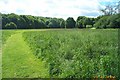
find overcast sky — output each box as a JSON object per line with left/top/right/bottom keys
{"left": 0, "top": 0, "right": 118, "bottom": 20}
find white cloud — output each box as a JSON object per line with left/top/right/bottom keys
{"left": 0, "top": 0, "right": 116, "bottom": 20}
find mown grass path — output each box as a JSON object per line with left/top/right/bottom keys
{"left": 2, "top": 32, "right": 49, "bottom": 78}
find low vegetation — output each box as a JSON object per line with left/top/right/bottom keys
{"left": 2, "top": 30, "right": 16, "bottom": 44}
{"left": 22, "top": 29, "right": 119, "bottom": 78}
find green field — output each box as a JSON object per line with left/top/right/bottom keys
{"left": 2, "top": 29, "right": 119, "bottom": 78}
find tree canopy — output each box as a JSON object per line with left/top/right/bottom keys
{"left": 66, "top": 17, "right": 76, "bottom": 28}
{"left": 1, "top": 13, "right": 120, "bottom": 29}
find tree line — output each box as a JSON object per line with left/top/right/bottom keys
{"left": 1, "top": 13, "right": 95, "bottom": 29}
{"left": 2, "top": 13, "right": 120, "bottom": 29}
{"left": 1, "top": 1, "right": 120, "bottom": 29}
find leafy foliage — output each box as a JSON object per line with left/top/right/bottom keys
{"left": 23, "top": 29, "right": 119, "bottom": 78}
{"left": 5, "top": 22, "right": 17, "bottom": 29}
{"left": 76, "top": 16, "right": 95, "bottom": 28}
{"left": 94, "top": 14, "right": 120, "bottom": 28}
{"left": 2, "top": 13, "right": 65, "bottom": 29}
{"left": 2, "top": 13, "right": 120, "bottom": 29}
{"left": 66, "top": 17, "right": 76, "bottom": 28}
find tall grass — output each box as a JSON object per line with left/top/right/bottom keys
{"left": 23, "top": 29, "right": 119, "bottom": 78}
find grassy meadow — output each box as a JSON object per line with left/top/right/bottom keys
{"left": 2, "top": 29, "right": 119, "bottom": 78}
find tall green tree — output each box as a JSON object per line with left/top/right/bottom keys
{"left": 66, "top": 17, "right": 76, "bottom": 28}
{"left": 48, "top": 18, "right": 60, "bottom": 28}
{"left": 76, "top": 16, "right": 94, "bottom": 28}
{"left": 94, "top": 16, "right": 109, "bottom": 28}
{"left": 76, "top": 20, "right": 83, "bottom": 28}
{"left": 107, "top": 14, "right": 120, "bottom": 28}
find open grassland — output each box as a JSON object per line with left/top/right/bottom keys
{"left": 2, "top": 29, "right": 119, "bottom": 78}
